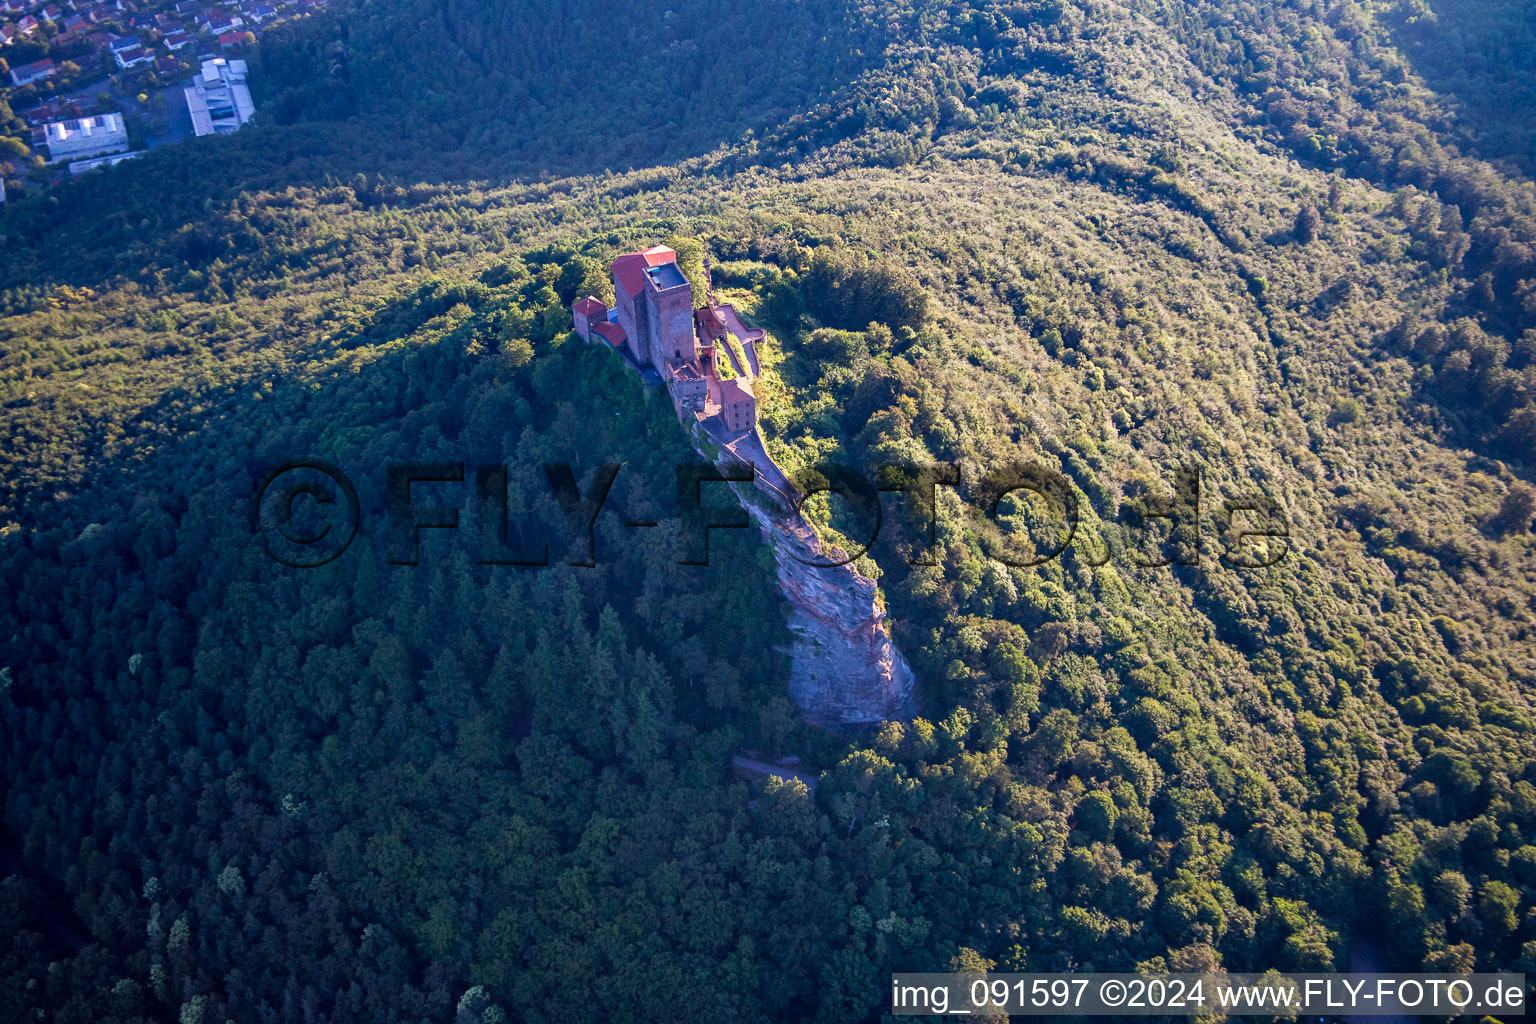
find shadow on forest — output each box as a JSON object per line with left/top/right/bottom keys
{"left": 1385, "top": 0, "right": 1536, "bottom": 177}
{"left": 0, "top": 289, "right": 813, "bottom": 1018}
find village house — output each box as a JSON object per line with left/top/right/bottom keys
{"left": 114, "top": 43, "right": 151, "bottom": 68}
{"left": 202, "top": 10, "right": 243, "bottom": 33}
{"left": 15, "top": 13, "right": 38, "bottom": 33}
{"left": 571, "top": 246, "right": 760, "bottom": 434}
{"left": 9, "top": 57, "right": 57, "bottom": 85}
{"left": 1, "top": 24, "right": 16, "bottom": 44}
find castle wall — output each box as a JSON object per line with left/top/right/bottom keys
{"left": 646, "top": 284, "right": 695, "bottom": 367}
{"left": 723, "top": 396, "right": 755, "bottom": 433}
{"left": 614, "top": 284, "right": 649, "bottom": 366}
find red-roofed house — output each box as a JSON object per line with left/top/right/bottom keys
{"left": 9, "top": 58, "right": 58, "bottom": 86}
{"left": 114, "top": 44, "right": 152, "bottom": 68}
{"left": 205, "top": 12, "right": 243, "bottom": 33}
{"left": 0, "top": 25, "right": 16, "bottom": 44}
{"left": 217, "top": 29, "right": 242, "bottom": 47}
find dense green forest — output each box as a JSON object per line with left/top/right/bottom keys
{"left": 3, "top": 0, "right": 1536, "bottom": 1021}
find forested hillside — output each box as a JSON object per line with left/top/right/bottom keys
{"left": 3, "top": 0, "right": 1536, "bottom": 1021}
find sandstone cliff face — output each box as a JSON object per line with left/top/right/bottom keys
{"left": 673, "top": 384, "right": 918, "bottom": 726}
{"left": 727, "top": 477, "right": 918, "bottom": 727}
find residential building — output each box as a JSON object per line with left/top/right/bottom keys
{"left": 183, "top": 56, "right": 253, "bottom": 136}
{"left": 114, "top": 44, "right": 152, "bottom": 68}
{"left": 203, "top": 11, "right": 242, "bottom": 32}
{"left": 15, "top": 13, "right": 38, "bottom": 33}
{"left": 43, "top": 111, "right": 127, "bottom": 161}
{"left": 1, "top": 25, "right": 16, "bottom": 44}
{"left": 163, "top": 30, "right": 189, "bottom": 49}
{"left": 108, "top": 32, "right": 140, "bottom": 52}
{"left": 9, "top": 58, "right": 58, "bottom": 86}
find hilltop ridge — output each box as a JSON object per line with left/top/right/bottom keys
{"left": 2, "top": 1, "right": 1536, "bottom": 1021}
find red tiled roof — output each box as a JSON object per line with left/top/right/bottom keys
{"left": 611, "top": 245, "right": 676, "bottom": 298}
{"left": 591, "top": 322, "right": 626, "bottom": 347}
{"left": 720, "top": 377, "right": 755, "bottom": 404}
{"left": 573, "top": 296, "right": 606, "bottom": 318}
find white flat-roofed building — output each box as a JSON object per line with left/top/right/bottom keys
{"left": 44, "top": 112, "right": 128, "bottom": 162}
{"left": 184, "top": 57, "right": 254, "bottom": 136}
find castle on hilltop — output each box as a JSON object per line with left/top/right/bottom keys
{"left": 572, "top": 246, "right": 766, "bottom": 435}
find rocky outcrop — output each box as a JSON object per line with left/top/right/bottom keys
{"left": 754, "top": 501, "right": 918, "bottom": 726}
{"left": 616, "top": 325, "right": 918, "bottom": 727}
{"left": 716, "top": 449, "right": 918, "bottom": 727}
